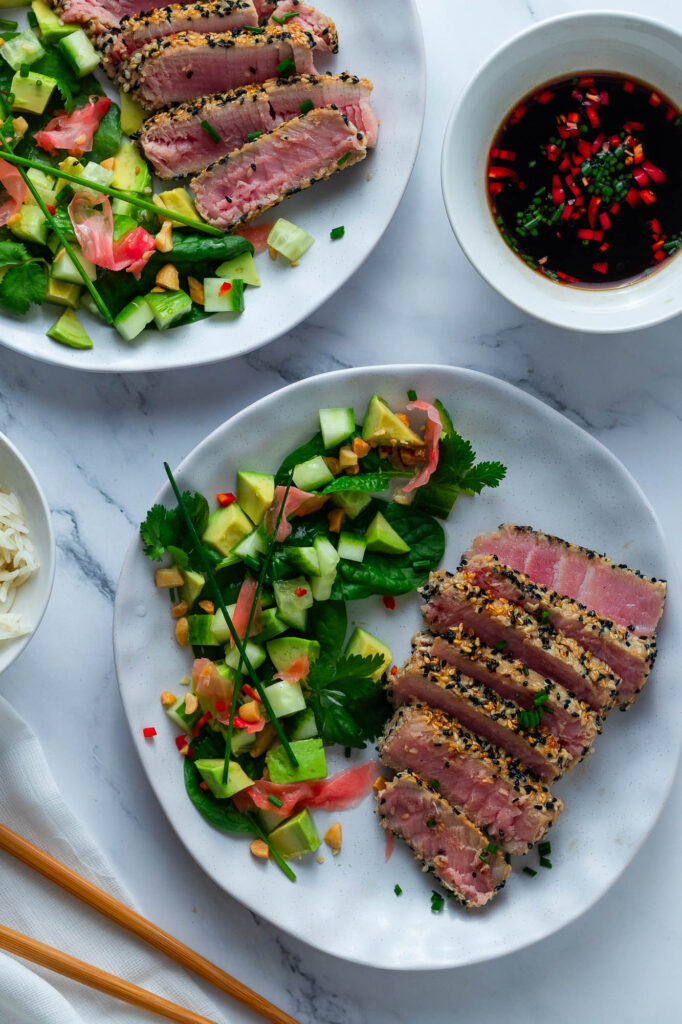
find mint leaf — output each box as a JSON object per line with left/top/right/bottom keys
{"left": 0, "top": 241, "right": 29, "bottom": 268}
{"left": 0, "top": 261, "right": 46, "bottom": 316}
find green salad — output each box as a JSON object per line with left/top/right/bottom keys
{"left": 140, "top": 392, "right": 506, "bottom": 879}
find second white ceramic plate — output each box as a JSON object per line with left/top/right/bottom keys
{"left": 114, "top": 365, "right": 680, "bottom": 968}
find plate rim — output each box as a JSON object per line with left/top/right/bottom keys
{"left": 113, "top": 363, "right": 682, "bottom": 968}
{"left": 0, "top": 0, "right": 426, "bottom": 374}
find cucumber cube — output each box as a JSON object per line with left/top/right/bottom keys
{"left": 249, "top": 607, "right": 288, "bottom": 643}
{"left": 266, "top": 737, "right": 327, "bottom": 784}
{"left": 292, "top": 454, "right": 334, "bottom": 491}
{"left": 310, "top": 574, "right": 335, "bottom": 601}
{"left": 273, "top": 577, "right": 313, "bottom": 629}
{"left": 232, "top": 525, "right": 267, "bottom": 562}
{"left": 313, "top": 535, "right": 340, "bottom": 575}
{"left": 230, "top": 727, "right": 256, "bottom": 756}
{"left": 287, "top": 707, "right": 318, "bottom": 741}
{"left": 284, "top": 546, "right": 321, "bottom": 577}
{"left": 365, "top": 511, "right": 410, "bottom": 555}
{"left": 331, "top": 490, "right": 372, "bottom": 519}
{"left": 11, "top": 69, "right": 57, "bottom": 114}
{"left": 8, "top": 203, "right": 47, "bottom": 245}
{"left": 338, "top": 532, "right": 366, "bottom": 563}
{"left": 46, "top": 308, "right": 92, "bottom": 350}
{"left": 0, "top": 29, "right": 45, "bottom": 71}
{"left": 267, "top": 218, "right": 314, "bottom": 262}
{"left": 261, "top": 679, "right": 306, "bottom": 719}
{"left": 26, "top": 167, "right": 57, "bottom": 205}
{"left": 165, "top": 695, "right": 200, "bottom": 732}
{"left": 145, "top": 289, "right": 192, "bottom": 330}
{"left": 224, "top": 641, "right": 266, "bottom": 674}
{"left": 266, "top": 636, "right": 320, "bottom": 672}
{"left": 59, "top": 28, "right": 99, "bottom": 78}
{"left": 51, "top": 245, "right": 97, "bottom": 284}
{"left": 217, "top": 251, "right": 260, "bottom": 287}
{"left": 186, "top": 615, "right": 217, "bottom": 647}
{"left": 114, "top": 295, "right": 154, "bottom": 342}
{"left": 319, "top": 407, "right": 355, "bottom": 449}
{"left": 203, "top": 277, "right": 245, "bottom": 313}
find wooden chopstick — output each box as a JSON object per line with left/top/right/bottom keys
{"left": 0, "top": 924, "right": 218, "bottom": 1024}
{"left": 0, "top": 824, "right": 300, "bottom": 1024}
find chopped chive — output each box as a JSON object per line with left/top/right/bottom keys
{"left": 540, "top": 857, "right": 552, "bottom": 869}
{"left": 20, "top": 64, "right": 29, "bottom": 78}
{"left": 487, "top": 842, "right": 499, "bottom": 854}
{"left": 538, "top": 840, "right": 551, "bottom": 855}
{"left": 541, "top": 609, "right": 550, "bottom": 623}
{"left": 276, "top": 57, "right": 296, "bottom": 77}
{"left": 522, "top": 665, "right": 529, "bottom": 676}
{"left": 534, "top": 691, "right": 548, "bottom": 705}
{"left": 394, "top": 883, "right": 402, "bottom": 896}
{"left": 523, "top": 866, "right": 537, "bottom": 877}
{"left": 244, "top": 24, "right": 265, "bottom": 33}
{"left": 272, "top": 11, "right": 298, "bottom": 23}
{"left": 430, "top": 891, "right": 445, "bottom": 913}
{"left": 0, "top": 18, "right": 18, "bottom": 30}
{"left": 247, "top": 131, "right": 263, "bottom": 141}
{"left": 300, "top": 99, "right": 314, "bottom": 115}
{"left": 27, "top": 11, "right": 38, "bottom": 27}
{"left": 243, "top": 554, "right": 261, "bottom": 572}
{"left": 337, "top": 151, "right": 352, "bottom": 166}
{"left": 200, "top": 120, "right": 221, "bottom": 144}
{"left": 428, "top": 778, "right": 440, "bottom": 791}
{"left": 329, "top": 225, "right": 345, "bottom": 240}
{"left": 493, "top": 641, "right": 507, "bottom": 651}
{"left": 426, "top": 819, "right": 436, "bottom": 828}
{"left": 407, "top": 389, "right": 417, "bottom": 401}
{"left": 267, "top": 794, "right": 284, "bottom": 808}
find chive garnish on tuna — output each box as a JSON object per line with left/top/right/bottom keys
{"left": 200, "top": 120, "right": 221, "bottom": 144}
{"left": 428, "top": 779, "right": 440, "bottom": 790}
{"left": 244, "top": 25, "right": 264, "bottom": 33}
{"left": 540, "top": 857, "right": 552, "bottom": 869}
{"left": 430, "top": 891, "right": 445, "bottom": 913}
{"left": 272, "top": 11, "right": 298, "bottom": 24}
{"left": 426, "top": 819, "right": 436, "bottom": 828}
{"left": 330, "top": 225, "right": 344, "bottom": 239}
{"left": 268, "top": 794, "right": 284, "bottom": 808}
{"left": 276, "top": 57, "right": 296, "bottom": 77}
{"left": 523, "top": 867, "right": 537, "bottom": 877}
{"left": 522, "top": 665, "right": 529, "bottom": 676}
{"left": 300, "top": 99, "right": 314, "bottom": 115}
{"left": 337, "top": 152, "right": 352, "bottom": 166}
{"left": 494, "top": 641, "right": 508, "bottom": 651}
{"left": 247, "top": 131, "right": 263, "bottom": 141}
{"left": 541, "top": 609, "right": 550, "bottom": 623}
{"left": 394, "top": 884, "right": 402, "bottom": 896}
{"left": 407, "top": 389, "right": 417, "bottom": 401}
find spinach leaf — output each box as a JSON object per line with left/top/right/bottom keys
{"left": 307, "top": 600, "right": 347, "bottom": 659}
{"left": 322, "top": 471, "right": 405, "bottom": 494}
{"left": 89, "top": 101, "right": 121, "bottom": 162}
{"left": 331, "top": 502, "right": 445, "bottom": 601}
{"left": 275, "top": 430, "right": 325, "bottom": 485}
{"left": 184, "top": 759, "right": 255, "bottom": 834}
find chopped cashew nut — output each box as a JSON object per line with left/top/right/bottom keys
{"left": 327, "top": 508, "right": 345, "bottom": 533}
{"left": 175, "top": 617, "right": 189, "bottom": 646}
{"left": 324, "top": 823, "right": 342, "bottom": 855}
{"left": 154, "top": 566, "right": 184, "bottom": 588}
{"left": 100, "top": 157, "right": 115, "bottom": 170}
{"left": 268, "top": 246, "right": 278, "bottom": 260}
{"left": 178, "top": 744, "right": 190, "bottom": 757}
{"left": 171, "top": 600, "right": 188, "bottom": 619}
{"left": 351, "top": 437, "right": 371, "bottom": 458}
{"left": 344, "top": 464, "right": 360, "bottom": 476}
{"left": 396, "top": 413, "right": 411, "bottom": 427}
{"left": 12, "top": 117, "right": 28, "bottom": 139}
{"left": 323, "top": 456, "right": 341, "bottom": 476}
{"left": 160, "top": 691, "right": 176, "bottom": 707}
{"left": 155, "top": 220, "right": 173, "bottom": 253}
{"left": 198, "top": 600, "right": 214, "bottom": 613}
{"left": 239, "top": 700, "right": 261, "bottom": 723}
{"left": 188, "top": 276, "right": 205, "bottom": 305}
{"left": 250, "top": 839, "right": 270, "bottom": 859}
{"left": 338, "top": 446, "right": 358, "bottom": 469}
{"left": 184, "top": 692, "right": 198, "bottom": 715}
{"left": 155, "top": 263, "right": 179, "bottom": 290}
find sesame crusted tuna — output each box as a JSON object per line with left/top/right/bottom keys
{"left": 379, "top": 705, "right": 562, "bottom": 855}
{"left": 269, "top": 1, "right": 338, "bottom": 53}
{"left": 376, "top": 771, "right": 511, "bottom": 908}
{"left": 463, "top": 524, "right": 666, "bottom": 637}
{"left": 253, "top": 0, "right": 276, "bottom": 19}
{"left": 55, "top": 0, "right": 175, "bottom": 30}
{"left": 389, "top": 637, "right": 571, "bottom": 783}
{"left": 121, "top": 24, "right": 319, "bottom": 110}
{"left": 427, "top": 628, "right": 601, "bottom": 763}
{"left": 136, "top": 73, "right": 377, "bottom": 178}
{"left": 461, "top": 555, "right": 656, "bottom": 709}
{"left": 421, "top": 570, "right": 621, "bottom": 716}
{"left": 191, "top": 107, "right": 366, "bottom": 228}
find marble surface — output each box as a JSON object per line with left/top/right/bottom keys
{"left": 0, "top": 0, "right": 680, "bottom": 1020}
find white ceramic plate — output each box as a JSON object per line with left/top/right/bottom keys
{"left": 113, "top": 365, "right": 681, "bottom": 968}
{"left": 0, "top": 432, "right": 55, "bottom": 675}
{"left": 0, "top": 0, "right": 424, "bottom": 372}
{"left": 442, "top": 11, "right": 682, "bottom": 332}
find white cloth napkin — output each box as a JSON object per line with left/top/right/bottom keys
{"left": 0, "top": 695, "right": 244, "bottom": 1024}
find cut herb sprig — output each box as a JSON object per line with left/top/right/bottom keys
{"left": 163, "top": 463, "right": 299, "bottom": 769}
{"left": 0, "top": 151, "right": 224, "bottom": 236}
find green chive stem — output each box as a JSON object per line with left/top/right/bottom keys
{"left": 163, "top": 463, "right": 299, "bottom": 770}
{"left": 0, "top": 150, "right": 224, "bottom": 236}
{"left": 251, "top": 817, "right": 296, "bottom": 881}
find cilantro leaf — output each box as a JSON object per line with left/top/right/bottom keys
{"left": 0, "top": 261, "right": 47, "bottom": 317}
{"left": 140, "top": 503, "right": 175, "bottom": 561}
{"left": 458, "top": 460, "right": 507, "bottom": 495}
{"left": 305, "top": 653, "right": 390, "bottom": 749}
{"left": 139, "top": 490, "right": 215, "bottom": 571}
{"left": 0, "top": 241, "right": 29, "bottom": 268}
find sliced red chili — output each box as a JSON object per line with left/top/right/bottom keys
{"left": 142, "top": 727, "right": 157, "bottom": 738}
{"left": 216, "top": 492, "right": 236, "bottom": 507}
{"left": 382, "top": 596, "right": 396, "bottom": 610}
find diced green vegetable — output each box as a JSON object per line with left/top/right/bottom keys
{"left": 186, "top": 614, "right": 217, "bottom": 647}
{"left": 284, "top": 546, "right": 321, "bottom": 577}
{"left": 180, "top": 567, "right": 204, "bottom": 606}
{"left": 8, "top": 203, "right": 46, "bottom": 245}
{"left": 59, "top": 28, "right": 99, "bottom": 77}
{"left": 310, "top": 574, "right": 335, "bottom": 601}
{"left": 46, "top": 308, "right": 92, "bottom": 350}
{"left": 155, "top": 186, "right": 200, "bottom": 226}
{"left": 26, "top": 167, "right": 57, "bottom": 205}
{"left": 267, "top": 738, "right": 327, "bottom": 784}
{"left": 216, "top": 251, "right": 260, "bottom": 287}
{"left": 31, "top": 1, "right": 76, "bottom": 44}
{"left": 268, "top": 808, "right": 320, "bottom": 859}
{"left": 144, "top": 289, "right": 192, "bottom": 329}
{"left": 201, "top": 502, "right": 252, "bottom": 557}
{"left": 229, "top": 727, "right": 256, "bottom": 756}
{"left": 313, "top": 536, "right": 340, "bottom": 575}
{"left": 224, "top": 641, "right": 266, "bottom": 674}
{"left": 344, "top": 626, "right": 391, "bottom": 680}
{"left": 195, "top": 758, "right": 253, "bottom": 799}
{"left": 261, "top": 678, "right": 306, "bottom": 718}
{"left": 365, "top": 511, "right": 410, "bottom": 554}
{"left": 11, "top": 68, "right": 56, "bottom": 114}
{"left": 45, "top": 277, "right": 81, "bottom": 308}
{"left": 319, "top": 407, "right": 355, "bottom": 449}
{"left": 203, "top": 277, "right": 245, "bottom": 313}
{"left": 113, "top": 295, "right": 154, "bottom": 342}
{"left": 362, "top": 393, "right": 422, "bottom": 446}
{"left": 119, "top": 90, "right": 145, "bottom": 135}
{"left": 0, "top": 29, "right": 44, "bottom": 71}
{"left": 266, "top": 636, "right": 320, "bottom": 672}
{"left": 330, "top": 490, "right": 372, "bottom": 519}
{"left": 267, "top": 218, "right": 314, "bottom": 262}
{"left": 51, "top": 245, "right": 97, "bottom": 284}
{"left": 231, "top": 524, "right": 268, "bottom": 562}
{"left": 273, "top": 577, "right": 313, "bottom": 630}
{"left": 236, "top": 471, "right": 274, "bottom": 525}
{"left": 249, "top": 607, "right": 288, "bottom": 643}
{"left": 292, "top": 454, "right": 333, "bottom": 491}
{"left": 111, "top": 141, "right": 151, "bottom": 193}
{"left": 113, "top": 214, "right": 138, "bottom": 241}
{"left": 337, "top": 532, "right": 366, "bottom": 563}
{"left": 287, "top": 707, "right": 318, "bottom": 741}
{"left": 165, "top": 695, "right": 200, "bottom": 732}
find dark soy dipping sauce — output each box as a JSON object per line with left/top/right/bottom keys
{"left": 487, "top": 73, "right": 682, "bottom": 287}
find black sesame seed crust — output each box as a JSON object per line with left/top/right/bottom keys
{"left": 379, "top": 705, "right": 562, "bottom": 854}
{"left": 376, "top": 771, "right": 511, "bottom": 909}
{"left": 270, "top": 0, "right": 339, "bottom": 54}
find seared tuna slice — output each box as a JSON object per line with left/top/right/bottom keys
{"left": 135, "top": 85, "right": 272, "bottom": 178}
{"left": 118, "top": 1, "right": 258, "bottom": 57}
{"left": 464, "top": 524, "right": 666, "bottom": 637}
{"left": 122, "top": 24, "right": 318, "bottom": 110}
{"left": 389, "top": 638, "right": 571, "bottom": 783}
{"left": 379, "top": 706, "right": 562, "bottom": 855}
{"left": 191, "top": 107, "right": 366, "bottom": 228}
{"left": 461, "top": 555, "right": 656, "bottom": 709}
{"left": 268, "top": 73, "right": 378, "bottom": 146}
{"left": 421, "top": 571, "right": 620, "bottom": 716}
{"left": 56, "top": 0, "right": 174, "bottom": 29}
{"left": 429, "top": 629, "right": 601, "bottom": 762}
{"left": 376, "top": 771, "right": 511, "bottom": 908}
{"left": 253, "top": 0, "right": 276, "bottom": 19}
{"left": 269, "top": 1, "right": 338, "bottom": 52}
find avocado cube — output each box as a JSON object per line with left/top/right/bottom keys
{"left": 119, "top": 90, "right": 145, "bottom": 135}
{"left": 155, "top": 186, "right": 201, "bottom": 226}
{"left": 26, "top": 167, "right": 57, "bottom": 206}
{"left": 255, "top": 806, "right": 285, "bottom": 834}
{"left": 180, "top": 567, "right": 204, "bottom": 607}
{"left": 201, "top": 502, "right": 252, "bottom": 557}
{"left": 365, "top": 511, "right": 410, "bottom": 555}
{"left": 47, "top": 309, "right": 92, "bottom": 350}
{"left": 267, "top": 636, "right": 320, "bottom": 673}
{"left": 111, "top": 141, "right": 151, "bottom": 193}
{"left": 344, "top": 626, "right": 391, "bottom": 680}
{"left": 45, "top": 277, "right": 81, "bottom": 309}
{"left": 266, "top": 737, "right": 327, "bottom": 784}
{"left": 268, "top": 808, "right": 320, "bottom": 859}
{"left": 361, "top": 394, "right": 423, "bottom": 446}
{"left": 32, "top": 1, "right": 78, "bottom": 45}
{"left": 195, "top": 758, "right": 253, "bottom": 799}
{"left": 9, "top": 204, "right": 47, "bottom": 246}
{"left": 237, "top": 471, "right": 274, "bottom": 525}
{"left": 11, "top": 69, "right": 57, "bottom": 115}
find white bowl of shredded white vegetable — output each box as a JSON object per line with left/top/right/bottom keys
{"left": 0, "top": 432, "right": 55, "bottom": 675}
